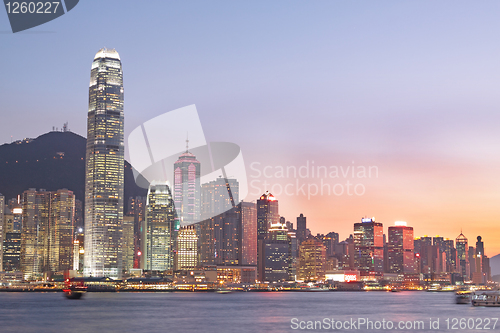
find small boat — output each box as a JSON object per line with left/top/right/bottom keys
{"left": 63, "top": 278, "right": 87, "bottom": 299}
{"left": 455, "top": 291, "right": 471, "bottom": 304}
{"left": 216, "top": 287, "right": 232, "bottom": 294}
{"left": 471, "top": 291, "right": 500, "bottom": 307}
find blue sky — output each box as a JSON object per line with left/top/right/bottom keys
{"left": 2, "top": 1, "right": 500, "bottom": 254}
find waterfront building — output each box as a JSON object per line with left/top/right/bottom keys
{"left": 414, "top": 236, "right": 433, "bottom": 274}
{"left": 3, "top": 232, "right": 21, "bottom": 272}
{"left": 257, "top": 192, "right": 279, "bottom": 281}
{"left": 84, "top": 48, "right": 124, "bottom": 279}
{"left": 142, "top": 183, "right": 176, "bottom": 271}
{"left": 176, "top": 225, "right": 198, "bottom": 270}
{"left": 264, "top": 220, "right": 291, "bottom": 282}
{"left": 20, "top": 189, "right": 50, "bottom": 280}
{"left": 198, "top": 201, "right": 256, "bottom": 267}
{"left": 127, "top": 196, "right": 146, "bottom": 269}
{"left": 122, "top": 216, "right": 135, "bottom": 272}
{"left": 239, "top": 201, "right": 257, "bottom": 266}
{"left": 353, "top": 218, "right": 383, "bottom": 275}
{"left": 455, "top": 232, "right": 469, "bottom": 280}
{"left": 297, "top": 238, "right": 326, "bottom": 282}
{"left": 387, "top": 221, "right": 415, "bottom": 274}
{"left": 49, "top": 189, "right": 75, "bottom": 274}
{"left": 20, "top": 189, "right": 74, "bottom": 279}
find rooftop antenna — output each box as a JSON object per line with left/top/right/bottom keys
{"left": 186, "top": 133, "right": 189, "bottom": 152}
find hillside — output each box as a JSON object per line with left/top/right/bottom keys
{"left": 0, "top": 131, "right": 147, "bottom": 210}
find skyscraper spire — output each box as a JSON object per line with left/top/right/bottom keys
{"left": 186, "top": 133, "right": 189, "bottom": 153}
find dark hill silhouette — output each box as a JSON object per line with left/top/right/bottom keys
{"left": 0, "top": 131, "right": 147, "bottom": 210}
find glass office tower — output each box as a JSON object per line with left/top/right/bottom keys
{"left": 84, "top": 48, "right": 124, "bottom": 279}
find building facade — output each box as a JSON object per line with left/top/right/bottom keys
{"left": 173, "top": 148, "right": 201, "bottom": 227}
{"left": 142, "top": 183, "right": 176, "bottom": 271}
{"left": 455, "top": 232, "right": 469, "bottom": 280}
{"left": 387, "top": 222, "right": 415, "bottom": 274}
{"left": 176, "top": 225, "right": 198, "bottom": 270}
{"left": 353, "top": 218, "right": 383, "bottom": 275}
{"left": 84, "top": 48, "right": 124, "bottom": 279}
{"left": 257, "top": 192, "right": 279, "bottom": 281}
{"left": 297, "top": 238, "right": 326, "bottom": 282}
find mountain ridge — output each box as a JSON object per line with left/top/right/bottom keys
{"left": 0, "top": 131, "right": 147, "bottom": 210}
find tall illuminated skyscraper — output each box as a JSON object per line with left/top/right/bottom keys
{"left": 84, "top": 48, "right": 124, "bottom": 279}
{"left": 387, "top": 221, "right": 414, "bottom": 274}
{"left": 49, "top": 189, "right": 75, "bottom": 275}
{"left": 173, "top": 143, "right": 201, "bottom": 227}
{"left": 353, "top": 217, "right": 383, "bottom": 275}
{"left": 256, "top": 192, "right": 279, "bottom": 282}
{"left": 455, "top": 232, "right": 469, "bottom": 280}
{"left": 142, "top": 183, "right": 176, "bottom": 271}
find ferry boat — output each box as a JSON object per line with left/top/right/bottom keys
{"left": 455, "top": 291, "right": 471, "bottom": 304}
{"left": 471, "top": 291, "right": 500, "bottom": 307}
{"left": 63, "top": 278, "right": 87, "bottom": 299}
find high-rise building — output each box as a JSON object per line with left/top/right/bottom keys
{"left": 473, "top": 236, "right": 488, "bottom": 284}
{"left": 84, "top": 48, "right": 124, "bottom": 279}
{"left": 201, "top": 177, "right": 238, "bottom": 220}
{"left": 468, "top": 245, "right": 476, "bottom": 279}
{"left": 176, "top": 225, "right": 198, "bottom": 270}
{"left": 353, "top": 218, "right": 383, "bottom": 275}
{"left": 296, "top": 213, "right": 307, "bottom": 245}
{"left": 414, "top": 236, "right": 431, "bottom": 274}
{"left": 264, "top": 220, "right": 291, "bottom": 282}
{"left": 3, "top": 203, "right": 22, "bottom": 272}
{"left": 3, "top": 232, "right": 21, "bottom": 272}
{"left": 257, "top": 192, "right": 279, "bottom": 238}
{"left": 173, "top": 144, "right": 201, "bottom": 227}
{"left": 297, "top": 238, "right": 326, "bottom": 282}
{"left": 20, "top": 189, "right": 74, "bottom": 279}
{"left": 142, "top": 183, "right": 176, "bottom": 271}
{"left": 455, "top": 232, "right": 469, "bottom": 280}
{"left": 122, "top": 216, "right": 135, "bottom": 272}
{"left": 20, "top": 189, "right": 50, "bottom": 280}
{"left": 256, "top": 192, "right": 278, "bottom": 281}
{"left": 49, "top": 189, "right": 75, "bottom": 275}
{"left": 239, "top": 201, "right": 257, "bottom": 266}
{"left": 387, "top": 221, "right": 415, "bottom": 274}
{"left": 127, "top": 196, "right": 146, "bottom": 269}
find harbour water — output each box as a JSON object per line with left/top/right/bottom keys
{"left": 0, "top": 291, "right": 498, "bottom": 332}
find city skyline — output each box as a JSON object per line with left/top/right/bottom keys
{"left": 2, "top": 2, "right": 500, "bottom": 256}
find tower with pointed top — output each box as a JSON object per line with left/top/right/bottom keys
{"left": 455, "top": 231, "right": 469, "bottom": 280}
{"left": 84, "top": 48, "right": 124, "bottom": 279}
{"left": 173, "top": 141, "right": 201, "bottom": 227}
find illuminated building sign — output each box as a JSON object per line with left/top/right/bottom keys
{"left": 344, "top": 274, "right": 357, "bottom": 282}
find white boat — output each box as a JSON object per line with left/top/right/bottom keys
{"left": 471, "top": 291, "right": 500, "bottom": 307}
{"left": 455, "top": 291, "right": 471, "bottom": 304}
